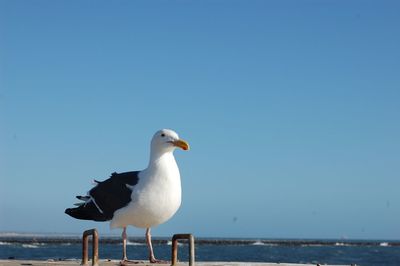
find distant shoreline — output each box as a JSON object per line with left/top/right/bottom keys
{"left": 1, "top": 234, "right": 399, "bottom": 247}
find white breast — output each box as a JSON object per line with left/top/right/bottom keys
{"left": 110, "top": 154, "right": 182, "bottom": 229}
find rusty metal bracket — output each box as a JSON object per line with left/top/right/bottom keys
{"left": 82, "top": 229, "right": 99, "bottom": 266}
{"left": 171, "top": 233, "right": 195, "bottom": 266}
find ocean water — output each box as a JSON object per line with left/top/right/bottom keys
{"left": 0, "top": 235, "right": 399, "bottom": 266}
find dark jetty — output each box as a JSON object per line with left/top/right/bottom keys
{"left": 0, "top": 235, "right": 399, "bottom": 247}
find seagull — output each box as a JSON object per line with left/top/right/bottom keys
{"left": 65, "top": 129, "right": 189, "bottom": 264}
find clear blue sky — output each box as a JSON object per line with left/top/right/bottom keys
{"left": 1, "top": 0, "right": 399, "bottom": 240}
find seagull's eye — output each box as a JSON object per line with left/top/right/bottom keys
{"left": 161, "top": 133, "right": 166, "bottom": 137}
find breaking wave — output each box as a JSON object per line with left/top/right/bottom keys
{"left": 126, "top": 241, "right": 145, "bottom": 246}
{"left": 21, "top": 244, "right": 41, "bottom": 249}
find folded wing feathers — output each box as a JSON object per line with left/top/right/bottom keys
{"left": 72, "top": 179, "right": 102, "bottom": 209}
{"left": 68, "top": 172, "right": 138, "bottom": 220}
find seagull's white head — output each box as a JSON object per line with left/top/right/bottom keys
{"left": 151, "top": 129, "right": 190, "bottom": 154}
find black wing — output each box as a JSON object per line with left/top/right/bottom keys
{"left": 65, "top": 171, "right": 140, "bottom": 221}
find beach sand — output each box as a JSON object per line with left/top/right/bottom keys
{"left": 0, "top": 259, "right": 349, "bottom": 266}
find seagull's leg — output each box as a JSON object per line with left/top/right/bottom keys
{"left": 120, "top": 227, "right": 138, "bottom": 265}
{"left": 146, "top": 228, "right": 167, "bottom": 263}
{"left": 146, "top": 228, "right": 156, "bottom": 263}
{"left": 122, "top": 227, "right": 128, "bottom": 261}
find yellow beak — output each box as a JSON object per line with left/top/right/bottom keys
{"left": 173, "top": 139, "right": 190, "bottom": 151}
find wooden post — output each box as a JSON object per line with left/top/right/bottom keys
{"left": 82, "top": 229, "right": 99, "bottom": 266}
{"left": 171, "top": 234, "right": 195, "bottom": 266}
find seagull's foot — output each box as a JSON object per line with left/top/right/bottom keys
{"left": 149, "top": 257, "right": 169, "bottom": 264}
{"left": 120, "top": 259, "right": 140, "bottom": 266}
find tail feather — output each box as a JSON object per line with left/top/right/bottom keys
{"left": 65, "top": 201, "right": 110, "bottom": 222}
{"left": 76, "top": 195, "right": 90, "bottom": 201}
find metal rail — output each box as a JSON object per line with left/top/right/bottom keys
{"left": 82, "top": 229, "right": 99, "bottom": 266}
{"left": 171, "top": 234, "right": 195, "bottom": 266}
